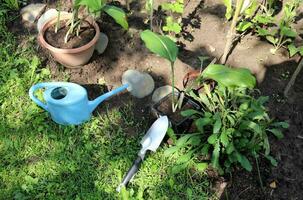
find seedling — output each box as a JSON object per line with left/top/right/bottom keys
{"left": 140, "top": 30, "right": 179, "bottom": 112}
{"left": 56, "top": 0, "right": 128, "bottom": 43}
{"left": 161, "top": 0, "right": 184, "bottom": 39}
{"left": 145, "top": 0, "right": 154, "bottom": 30}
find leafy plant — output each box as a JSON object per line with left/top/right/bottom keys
{"left": 2, "top": 0, "right": 19, "bottom": 10}
{"left": 140, "top": 30, "right": 179, "bottom": 111}
{"left": 165, "top": 64, "right": 288, "bottom": 174}
{"left": 60, "top": 0, "right": 128, "bottom": 43}
{"left": 161, "top": 0, "right": 184, "bottom": 39}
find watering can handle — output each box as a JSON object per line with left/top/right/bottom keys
{"left": 29, "top": 83, "right": 51, "bottom": 111}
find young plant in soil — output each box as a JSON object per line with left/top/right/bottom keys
{"left": 58, "top": 0, "right": 128, "bottom": 43}
{"left": 165, "top": 64, "right": 288, "bottom": 174}
{"left": 145, "top": 0, "right": 154, "bottom": 30}
{"left": 140, "top": 30, "right": 179, "bottom": 112}
{"left": 160, "top": 0, "right": 184, "bottom": 40}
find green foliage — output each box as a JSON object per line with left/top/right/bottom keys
{"left": 64, "top": 0, "right": 128, "bottom": 43}
{"left": 1, "top": 0, "right": 19, "bottom": 10}
{"left": 161, "top": 0, "right": 184, "bottom": 38}
{"left": 140, "top": 30, "right": 178, "bottom": 63}
{"left": 166, "top": 84, "right": 287, "bottom": 174}
{"left": 223, "top": 0, "right": 233, "bottom": 20}
{"left": 235, "top": 0, "right": 302, "bottom": 56}
{"left": 201, "top": 64, "right": 256, "bottom": 89}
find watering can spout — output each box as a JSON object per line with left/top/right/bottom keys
{"left": 88, "top": 84, "right": 129, "bottom": 112}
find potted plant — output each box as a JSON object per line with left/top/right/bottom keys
{"left": 38, "top": 0, "right": 128, "bottom": 68}
{"left": 140, "top": 30, "right": 200, "bottom": 132}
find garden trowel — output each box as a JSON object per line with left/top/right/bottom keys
{"left": 116, "top": 116, "right": 169, "bottom": 192}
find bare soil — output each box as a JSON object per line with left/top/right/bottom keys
{"left": 12, "top": 0, "right": 303, "bottom": 199}
{"left": 44, "top": 20, "right": 96, "bottom": 49}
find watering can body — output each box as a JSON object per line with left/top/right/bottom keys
{"left": 29, "top": 82, "right": 129, "bottom": 125}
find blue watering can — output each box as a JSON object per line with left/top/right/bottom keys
{"left": 29, "top": 70, "right": 155, "bottom": 125}
{"left": 29, "top": 82, "right": 129, "bottom": 125}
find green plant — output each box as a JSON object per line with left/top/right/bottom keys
{"left": 145, "top": 0, "right": 154, "bottom": 30}
{"left": 161, "top": 0, "right": 184, "bottom": 39}
{"left": 165, "top": 64, "right": 288, "bottom": 174}
{"left": 140, "top": 30, "right": 179, "bottom": 111}
{"left": 2, "top": 0, "right": 19, "bottom": 10}
{"left": 62, "top": 0, "right": 128, "bottom": 43}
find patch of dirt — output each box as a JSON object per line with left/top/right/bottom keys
{"left": 44, "top": 20, "right": 96, "bottom": 49}
{"left": 9, "top": 0, "right": 303, "bottom": 199}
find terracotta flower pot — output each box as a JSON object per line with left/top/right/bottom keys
{"left": 38, "top": 14, "right": 100, "bottom": 68}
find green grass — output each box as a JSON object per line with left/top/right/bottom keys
{"left": 0, "top": 8, "right": 215, "bottom": 200}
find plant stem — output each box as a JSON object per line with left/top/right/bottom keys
{"left": 221, "top": 0, "right": 244, "bottom": 64}
{"left": 284, "top": 57, "right": 303, "bottom": 97}
{"left": 255, "top": 155, "right": 264, "bottom": 192}
{"left": 171, "top": 61, "right": 176, "bottom": 112}
{"left": 150, "top": 0, "right": 154, "bottom": 31}
{"left": 55, "top": 10, "right": 61, "bottom": 33}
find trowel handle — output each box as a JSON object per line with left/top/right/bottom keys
{"left": 117, "top": 156, "right": 143, "bottom": 192}
{"left": 29, "top": 83, "right": 51, "bottom": 111}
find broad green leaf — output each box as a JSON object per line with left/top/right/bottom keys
{"left": 256, "top": 27, "right": 273, "bottom": 36}
{"left": 176, "top": 134, "right": 195, "bottom": 147}
{"left": 271, "top": 121, "right": 289, "bottom": 129}
{"left": 202, "top": 64, "right": 256, "bottom": 89}
{"left": 288, "top": 43, "right": 298, "bottom": 57}
{"left": 211, "top": 142, "right": 220, "bottom": 169}
{"left": 140, "top": 30, "right": 178, "bottom": 62}
{"left": 226, "top": 142, "right": 235, "bottom": 154}
{"left": 267, "top": 128, "right": 284, "bottom": 139}
{"left": 103, "top": 5, "right": 129, "bottom": 30}
{"left": 176, "top": 150, "right": 194, "bottom": 164}
{"left": 195, "top": 163, "right": 208, "bottom": 172}
{"left": 266, "top": 36, "right": 277, "bottom": 45}
{"left": 281, "top": 26, "right": 297, "bottom": 38}
{"left": 254, "top": 15, "right": 274, "bottom": 24}
{"left": 236, "top": 152, "right": 252, "bottom": 171}
{"left": 240, "top": 120, "right": 262, "bottom": 134}
{"left": 220, "top": 130, "right": 229, "bottom": 147}
{"left": 223, "top": 0, "right": 233, "bottom": 20}
{"left": 237, "top": 21, "right": 253, "bottom": 32}
{"left": 213, "top": 113, "right": 222, "bottom": 134}
{"left": 207, "top": 133, "right": 218, "bottom": 144}
{"left": 181, "top": 109, "right": 201, "bottom": 117}
{"left": 77, "top": 0, "right": 103, "bottom": 13}
{"left": 164, "top": 146, "right": 180, "bottom": 156}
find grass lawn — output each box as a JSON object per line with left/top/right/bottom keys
{"left": 0, "top": 7, "right": 215, "bottom": 200}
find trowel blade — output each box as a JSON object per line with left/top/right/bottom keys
{"left": 140, "top": 116, "right": 169, "bottom": 154}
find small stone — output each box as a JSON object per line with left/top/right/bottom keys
{"left": 122, "top": 70, "right": 155, "bottom": 98}
{"left": 152, "top": 85, "right": 177, "bottom": 103}
{"left": 21, "top": 3, "right": 46, "bottom": 23}
{"left": 269, "top": 181, "right": 277, "bottom": 189}
{"left": 95, "top": 32, "right": 109, "bottom": 55}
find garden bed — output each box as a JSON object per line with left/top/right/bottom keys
{"left": 2, "top": 0, "right": 303, "bottom": 199}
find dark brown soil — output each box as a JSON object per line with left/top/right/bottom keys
{"left": 44, "top": 20, "right": 95, "bottom": 49}
{"left": 154, "top": 93, "right": 198, "bottom": 124}
{"left": 11, "top": 0, "right": 303, "bottom": 199}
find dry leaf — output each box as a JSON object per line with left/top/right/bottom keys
{"left": 270, "top": 181, "right": 277, "bottom": 189}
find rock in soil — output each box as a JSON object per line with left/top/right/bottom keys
{"left": 95, "top": 32, "right": 109, "bottom": 55}
{"left": 20, "top": 3, "right": 46, "bottom": 24}
{"left": 152, "top": 85, "right": 177, "bottom": 103}
{"left": 122, "top": 70, "right": 155, "bottom": 98}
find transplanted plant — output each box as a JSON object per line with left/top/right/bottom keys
{"left": 140, "top": 30, "right": 179, "bottom": 111}
{"left": 161, "top": 0, "right": 184, "bottom": 40}
{"left": 165, "top": 64, "right": 288, "bottom": 174}
{"left": 58, "top": 0, "right": 128, "bottom": 43}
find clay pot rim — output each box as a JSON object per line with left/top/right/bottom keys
{"left": 38, "top": 14, "right": 100, "bottom": 54}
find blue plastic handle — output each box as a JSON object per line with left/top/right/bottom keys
{"left": 29, "top": 83, "right": 52, "bottom": 111}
